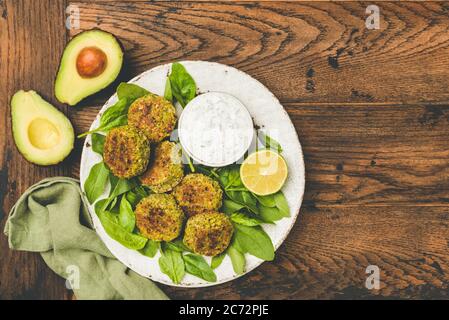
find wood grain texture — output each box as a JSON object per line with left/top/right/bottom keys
{"left": 1, "top": 0, "right": 449, "bottom": 300}
{"left": 0, "top": 0, "right": 74, "bottom": 300}
{"left": 70, "top": 1, "right": 449, "bottom": 104}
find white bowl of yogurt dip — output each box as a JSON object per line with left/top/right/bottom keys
{"left": 178, "top": 91, "right": 254, "bottom": 167}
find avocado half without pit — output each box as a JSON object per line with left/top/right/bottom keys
{"left": 55, "top": 29, "right": 124, "bottom": 106}
{"left": 11, "top": 90, "right": 75, "bottom": 165}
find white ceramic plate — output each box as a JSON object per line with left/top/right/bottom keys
{"left": 80, "top": 61, "right": 305, "bottom": 287}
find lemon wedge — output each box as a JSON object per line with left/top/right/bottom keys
{"left": 240, "top": 150, "right": 288, "bottom": 196}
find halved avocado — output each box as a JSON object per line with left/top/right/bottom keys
{"left": 11, "top": 90, "right": 74, "bottom": 165}
{"left": 55, "top": 29, "right": 123, "bottom": 106}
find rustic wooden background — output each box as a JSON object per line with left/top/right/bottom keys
{"left": 1, "top": 0, "right": 449, "bottom": 300}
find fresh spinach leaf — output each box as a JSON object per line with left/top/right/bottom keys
{"left": 234, "top": 224, "right": 274, "bottom": 261}
{"left": 117, "top": 82, "right": 149, "bottom": 102}
{"left": 99, "top": 98, "right": 129, "bottom": 128}
{"left": 231, "top": 212, "right": 264, "bottom": 227}
{"left": 99, "top": 176, "right": 138, "bottom": 213}
{"left": 226, "top": 190, "right": 258, "bottom": 214}
{"left": 126, "top": 186, "right": 148, "bottom": 208}
{"left": 274, "top": 191, "right": 290, "bottom": 217}
{"left": 166, "top": 239, "right": 191, "bottom": 252}
{"left": 78, "top": 98, "right": 129, "bottom": 137}
{"left": 119, "top": 196, "right": 135, "bottom": 232}
{"left": 139, "top": 240, "right": 160, "bottom": 258}
{"left": 109, "top": 177, "right": 138, "bottom": 200}
{"left": 168, "top": 62, "right": 196, "bottom": 107}
{"left": 259, "top": 205, "right": 284, "bottom": 222}
{"left": 222, "top": 199, "right": 245, "bottom": 214}
{"left": 97, "top": 210, "right": 147, "bottom": 250}
{"left": 225, "top": 166, "right": 242, "bottom": 189}
{"left": 258, "top": 131, "right": 283, "bottom": 153}
{"left": 211, "top": 252, "right": 226, "bottom": 269}
{"left": 227, "top": 243, "right": 245, "bottom": 275}
{"left": 84, "top": 162, "right": 109, "bottom": 204}
{"left": 94, "top": 198, "right": 108, "bottom": 215}
{"left": 254, "top": 193, "right": 276, "bottom": 207}
{"left": 183, "top": 254, "right": 217, "bottom": 282}
{"left": 91, "top": 133, "right": 106, "bottom": 155}
{"left": 164, "top": 77, "right": 173, "bottom": 102}
{"left": 159, "top": 247, "right": 185, "bottom": 284}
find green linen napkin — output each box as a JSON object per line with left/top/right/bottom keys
{"left": 4, "top": 177, "right": 168, "bottom": 300}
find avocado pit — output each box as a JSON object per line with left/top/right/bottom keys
{"left": 28, "top": 118, "right": 61, "bottom": 150}
{"left": 76, "top": 46, "right": 107, "bottom": 78}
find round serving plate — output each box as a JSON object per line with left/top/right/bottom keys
{"left": 79, "top": 61, "right": 305, "bottom": 287}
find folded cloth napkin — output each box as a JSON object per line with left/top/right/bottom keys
{"left": 4, "top": 177, "right": 168, "bottom": 300}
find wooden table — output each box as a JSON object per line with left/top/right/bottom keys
{"left": 1, "top": 0, "right": 449, "bottom": 300}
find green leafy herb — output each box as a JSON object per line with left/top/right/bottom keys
{"left": 109, "top": 177, "right": 138, "bottom": 200}
{"left": 79, "top": 83, "right": 149, "bottom": 138}
{"left": 211, "top": 253, "right": 226, "bottom": 269}
{"left": 166, "top": 239, "right": 191, "bottom": 252}
{"left": 231, "top": 212, "right": 264, "bottom": 226}
{"left": 118, "top": 196, "right": 135, "bottom": 232}
{"left": 274, "top": 191, "right": 290, "bottom": 217}
{"left": 139, "top": 240, "right": 160, "bottom": 258}
{"left": 91, "top": 133, "right": 106, "bottom": 155}
{"left": 226, "top": 190, "right": 258, "bottom": 214}
{"left": 193, "top": 165, "right": 219, "bottom": 179}
{"left": 168, "top": 62, "right": 196, "bottom": 107}
{"left": 227, "top": 243, "right": 245, "bottom": 275}
{"left": 126, "top": 186, "right": 148, "bottom": 208}
{"left": 84, "top": 162, "right": 109, "bottom": 204}
{"left": 222, "top": 199, "right": 245, "bottom": 214}
{"left": 259, "top": 205, "right": 284, "bottom": 222}
{"left": 78, "top": 98, "right": 129, "bottom": 137}
{"left": 159, "top": 247, "right": 185, "bottom": 284}
{"left": 258, "top": 131, "right": 283, "bottom": 153}
{"left": 183, "top": 254, "right": 217, "bottom": 282}
{"left": 254, "top": 193, "right": 276, "bottom": 207}
{"left": 117, "top": 82, "right": 149, "bottom": 102}
{"left": 99, "top": 176, "right": 139, "bottom": 213}
{"left": 234, "top": 224, "right": 274, "bottom": 261}
{"left": 164, "top": 77, "right": 173, "bottom": 102}
{"left": 97, "top": 210, "right": 147, "bottom": 250}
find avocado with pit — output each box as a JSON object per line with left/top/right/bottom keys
{"left": 55, "top": 29, "right": 124, "bottom": 106}
{"left": 11, "top": 90, "right": 75, "bottom": 165}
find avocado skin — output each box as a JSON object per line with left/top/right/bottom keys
{"left": 54, "top": 28, "right": 124, "bottom": 106}
{"left": 11, "top": 90, "right": 75, "bottom": 166}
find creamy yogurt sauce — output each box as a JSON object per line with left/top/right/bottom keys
{"left": 178, "top": 92, "right": 254, "bottom": 167}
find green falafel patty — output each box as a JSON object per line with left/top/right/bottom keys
{"left": 140, "top": 141, "right": 184, "bottom": 193}
{"left": 127, "top": 94, "right": 177, "bottom": 143}
{"left": 173, "top": 173, "right": 223, "bottom": 217}
{"left": 135, "top": 194, "right": 184, "bottom": 241}
{"left": 103, "top": 125, "right": 150, "bottom": 179}
{"left": 183, "top": 212, "right": 233, "bottom": 256}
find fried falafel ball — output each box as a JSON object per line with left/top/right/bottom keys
{"left": 127, "top": 94, "right": 177, "bottom": 143}
{"left": 135, "top": 194, "right": 184, "bottom": 241}
{"left": 183, "top": 211, "right": 233, "bottom": 256}
{"left": 103, "top": 125, "right": 150, "bottom": 179}
{"left": 172, "top": 173, "right": 223, "bottom": 217}
{"left": 140, "top": 141, "right": 184, "bottom": 193}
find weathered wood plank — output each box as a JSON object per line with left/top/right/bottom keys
{"left": 0, "top": 0, "right": 73, "bottom": 300}
{"left": 2, "top": 0, "right": 449, "bottom": 300}
{"left": 70, "top": 1, "right": 449, "bottom": 104}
